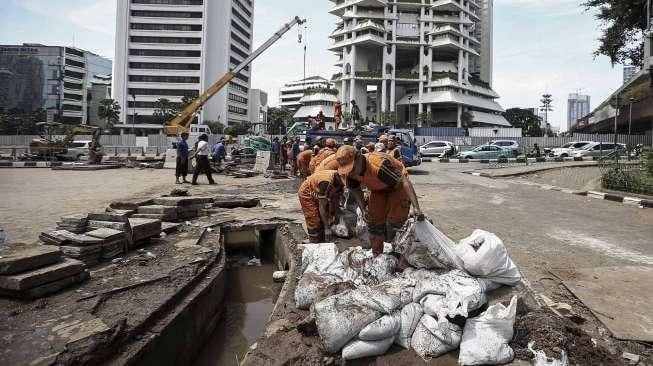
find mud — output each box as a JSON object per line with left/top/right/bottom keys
{"left": 511, "top": 306, "right": 624, "bottom": 365}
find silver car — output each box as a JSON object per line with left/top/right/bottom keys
{"left": 489, "top": 140, "right": 519, "bottom": 156}
{"left": 571, "top": 142, "right": 625, "bottom": 158}
{"left": 57, "top": 141, "right": 94, "bottom": 161}
{"left": 419, "top": 141, "right": 455, "bottom": 157}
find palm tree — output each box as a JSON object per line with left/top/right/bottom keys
{"left": 97, "top": 99, "right": 121, "bottom": 130}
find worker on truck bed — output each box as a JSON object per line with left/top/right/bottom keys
{"left": 298, "top": 170, "right": 344, "bottom": 243}
{"left": 335, "top": 145, "right": 423, "bottom": 256}
{"left": 309, "top": 138, "right": 337, "bottom": 174}
{"left": 387, "top": 135, "right": 403, "bottom": 161}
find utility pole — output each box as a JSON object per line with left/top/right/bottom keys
{"left": 613, "top": 92, "right": 619, "bottom": 148}
{"left": 629, "top": 97, "right": 634, "bottom": 135}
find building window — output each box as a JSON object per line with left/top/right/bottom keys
{"left": 234, "top": 73, "right": 249, "bottom": 83}
{"left": 130, "top": 36, "right": 201, "bottom": 44}
{"left": 64, "top": 81, "right": 83, "bottom": 89}
{"left": 130, "top": 23, "right": 202, "bottom": 31}
{"left": 231, "top": 20, "right": 251, "bottom": 39}
{"left": 63, "top": 104, "right": 83, "bottom": 111}
{"left": 230, "top": 45, "right": 249, "bottom": 59}
{"left": 228, "top": 93, "right": 248, "bottom": 104}
{"left": 65, "top": 70, "right": 85, "bottom": 79}
{"left": 128, "top": 88, "right": 199, "bottom": 97}
{"left": 64, "top": 93, "right": 83, "bottom": 101}
{"left": 229, "top": 82, "right": 248, "bottom": 94}
{"left": 228, "top": 105, "right": 248, "bottom": 115}
{"left": 65, "top": 58, "right": 85, "bottom": 68}
{"left": 131, "top": 0, "right": 203, "bottom": 4}
{"left": 231, "top": 8, "right": 251, "bottom": 29}
{"left": 65, "top": 48, "right": 84, "bottom": 57}
{"left": 129, "top": 62, "right": 200, "bottom": 70}
{"left": 231, "top": 32, "right": 250, "bottom": 50}
{"left": 131, "top": 10, "right": 203, "bottom": 18}
{"left": 129, "top": 75, "right": 200, "bottom": 83}
{"left": 129, "top": 49, "right": 201, "bottom": 57}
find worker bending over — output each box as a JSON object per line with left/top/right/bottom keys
{"left": 309, "top": 138, "right": 337, "bottom": 174}
{"left": 298, "top": 170, "right": 344, "bottom": 242}
{"left": 336, "top": 146, "right": 422, "bottom": 256}
{"left": 314, "top": 153, "right": 339, "bottom": 173}
{"left": 387, "top": 135, "right": 403, "bottom": 161}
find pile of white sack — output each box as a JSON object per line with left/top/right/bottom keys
{"left": 294, "top": 218, "right": 522, "bottom": 364}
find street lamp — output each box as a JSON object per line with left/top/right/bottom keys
{"left": 407, "top": 95, "right": 413, "bottom": 128}
{"left": 628, "top": 97, "right": 635, "bottom": 135}
{"left": 131, "top": 93, "right": 136, "bottom": 136}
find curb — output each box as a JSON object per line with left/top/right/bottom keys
{"left": 431, "top": 157, "right": 596, "bottom": 164}
{"left": 0, "top": 161, "right": 63, "bottom": 168}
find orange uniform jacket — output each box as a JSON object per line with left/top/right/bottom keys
{"left": 298, "top": 170, "right": 341, "bottom": 233}
{"left": 309, "top": 147, "right": 337, "bottom": 174}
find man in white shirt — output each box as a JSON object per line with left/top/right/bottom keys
{"left": 192, "top": 134, "right": 216, "bottom": 185}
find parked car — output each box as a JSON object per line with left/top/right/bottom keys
{"left": 458, "top": 144, "right": 512, "bottom": 160}
{"left": 571, "top": 142, "right": 625, "bottom": 158}
{"left": 57, "top": 141, "right": 94, "bottom": 161}
{"left": 419, "top": 141, "right": 456, "bottom": 157}
{"left": 549, "top": 141, "right": 594, "bottom": 157}
{"left": 489, "top": 140, "right": 519, "bottom": 156}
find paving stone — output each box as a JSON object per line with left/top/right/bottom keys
{"left": 52, "top": 317, "right": 111, "bottom": 345}
{"left": 132, "top": 213, "right": 178, "bottom": 221}
{"left": 87, "top": 221, "right": 128, "bottom": 231}
{"left": 213, "top": 197, "right": 260, "bottom": 208}
{"left": 85, "top": 228, "right": 125, "bottom": 241}
{"left": 87, "top": 210, "right": 133, "bottom": 222}
{"left": 60, "top": 214, "right": 88, "bottom": 225}
{"left": 152, "top": 196, "right": 213, "bottom": 207}
{"left": 161, "top": 222, "right": 181, "bottom": 234}
{"left": 0, "top": 244, "right": 62, "bottom": 275}
{"left": 129, "top": 218, "right": 162, "bottom": 242}
{"left": 109, "top": 199, "right": 154, "bottom": 211}
{"left": 0, "top": 270, "right": 89, "bottom": 299}
{"left": 137, "top": 205, "right": 178, "bottom": 215}
{"left": 0, "top": 258, "right": 85, "bottom": 291}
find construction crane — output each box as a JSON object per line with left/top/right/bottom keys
{"left": 164, "top": 16, "right": 307, "bottom": 136}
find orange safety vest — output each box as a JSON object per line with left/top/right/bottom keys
{"left": 309, "top": 147, "right": 336, "bottom": 174}
{"left": 350, "top": 152, "right": 408, "bottom": 191}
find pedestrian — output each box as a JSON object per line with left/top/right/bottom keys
{"left": 175, "top": 132, "right": 190, "bottom": 184}
{"left": 192, "top": 134, "right": 216, "bottom": 185}
{"left": 354, "top": 136, "right": 364, "bottom": 151}
{"left": 387, "top": 135, "right": 403, "bottom": 161}
{"left": 530, "top": 143, "right": 541, "bottom": 158}
{"left": 280, "top": 139, "right": 289, "bottom": 171}
{"left": 308, "top": 115, "right": 319, "bottom": 130}
{"left": 343, "top": 137, "right": 353, "bottom": 146}
{"left": 334, "top": 101, "right": 343, "bottom": 130}
{"left": 335, "top": 145, "right": 423, "bottom": 256}
{"left": 271, "top": 137, "right": 280, "bottom": 166}
{"left": 290, "top": 136, "right": 301, "bottom": 176}
{"left": 309, "top": 138, "right": 337, "bottom": 174}
{"left": 351, "top": 100, "right": 361, "bottom": 127}
{"left": 316, "top": 111, "right": 326, "bottom": 130}
{"left": 296, "top": 148, "right": 314, "bottom": 179}
{"left": 362, "top": 141, "right": 376, "bottom": 154}
{"left": 298, "top": 170, "right": 344, "bottom": 243}
{"left": 378, "top": 134, "right": 389, "bottom": 150}
{"left": 211, "top": 137, "right": 226, "bottom": 167}
{"left": 313, "top": 136, "right": 325, "bottom": 154}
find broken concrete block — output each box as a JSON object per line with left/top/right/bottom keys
{"left": 213, "top": 197, "right": 260, "bottom": 209}
{"left": 85, "top": 228, "right": 125, "bottom": 241}
{"left": 0, "top": 244, "right": 62, "bottom": 275}
{"left": 622, "top": 352, "right": 640, "bottom": 365}
{"left": 39, "top": 230, "right": 74, "bottom": 246}
{"left": 129, "top": 218, "right": 162, "bottom": 242}
{"left": 137, "top": 205, "right": 178, "bottom": 215}
{"left": 0, "top": 270, "right": 89, "bottom": 299}
{"left": 0, "top": 258, "right": 85, "bottom": 291}
{"left": 52, "top": 317, "right": 111, "bottom": 345}
{"left": 152, "top": 196, "right": 213, "bottom": 207}
{"left": 87, "top": 221, "right": 128, "bottom": 231}
{"left": 132, "top": 213, "right": 178, "bottom": 222}
{"left": 87, "top": 210, "right": 132, "bottom": 222}
{"left": 161, "top": 222, "right": 181, "bottom": 234}
{"left": 109, "top": 199, "right": 154, "bottom": 211}
{"left": 60, "top": 213, "right": 89, "bottom": 225}
{"left": 101, "top": 240, "right": 124, "bottom": 260}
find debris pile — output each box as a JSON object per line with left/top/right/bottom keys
{"left": 0, "top": 244, "right": 89, "bottom": 299}
{"left": 295, "top": 219, "right": 523, "bottom": 364}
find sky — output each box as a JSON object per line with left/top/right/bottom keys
{"left": 0, "top": 0, "right": 627, "bottom": 131}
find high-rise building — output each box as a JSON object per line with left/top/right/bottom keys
{"left": 567, "top": 93, "right": 590, "bottom": 130}
{"left": 623, "top": 65, "right": 638, "bottom": 84}
{"left": 248, "top": 89, "right": 268, "bottom": 134}
{"left": 0, "top": 44, "right": 112, "bottom": 125}
{"left": 328, "top": 0, "right": 508, "bottom": 128}
{"left": 279, "top": 76, "right": 333, "bottom": 112}
{"left": 113, "top": 0, "right": 254, "bottom": 132}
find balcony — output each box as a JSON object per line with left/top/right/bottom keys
{"left": 354, "top": 70, "right": 382, "bottom": 79}
{"left": 395, "top": 69, "right": 420, "bottom": 80}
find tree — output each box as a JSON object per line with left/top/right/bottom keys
{"left": 153, "top": 98, "right": 178, "bottom": 124}
{"left": 503, "top": 108, "right": 544, "bottom": 136}
{"left": 224, "top": 123, "right": 251, "bottom": 136}
{"left": 267, "top": 106, "right": 294, "bottom": 134}
{"left": 204, "top": 120, "right": 225, "bottom": 134}
{"left": 0, "top": 108, "right": 45, "bottom": 134}
{"left": 416, "top": 112, "right": 433, "bottom": 127}
{"left": 97, "top": 99, "right": 121, "bottom": 130}
{"left": 583, "top": 0, "right": 649, "bottom": 66}
{"left": 540, "top": 93, "right": 553, "bottom": 128}
{"left": 461, "top": 111, "right": 474, "bottom": 129}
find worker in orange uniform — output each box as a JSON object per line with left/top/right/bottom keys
{"left": 309, "top": 138, "right": 337, "bottom": 174}
{"left": 387, "top": 135, "right": 403, "bottom": 161}
{"left": 296, "top": 149, "right": 314, "bottom": 179}
{"left": 298, "top": 170, "right": 344, "bottom": 242}
{"left": 335, "top": 145, "right": 423, "bottom": 256}
{"left": 314, "top": 153, "right": 339, "bottom": 173}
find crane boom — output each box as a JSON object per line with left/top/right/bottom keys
{"left": 165, "top": 16, "right": 306, "bottom": 136}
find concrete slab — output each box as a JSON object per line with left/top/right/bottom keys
{"left": 174, "top": 239, "right": 213, "bottom": 255}
{"left": 0, "top": 258, "right": 85, "bottom": 291}
{"left": 87, "top": 220, "right": 128, "bottom": 231}
{"left": 137, "top": 205, "right": 178, "bottom": 215}
{"left": 556, "top": 266, "right": 653, "bottom": 342}
{"left": 161, "top": 222, "right": 181, "bottom": 234}
{"left": 85, "top": 228, "right": 125, "bottom": 241}
{"left": 87, "top": 210, "right": 133, "bottom": 222}
{"left": 0, "top": 270, "right": 89, "bottom": 299}
{"left": 0, "top": 244, "right": 62, "bottom": 275}
{"left": 52, "top": 317, "right": 111, "bottom": 345}
{"left": 129, "top": 218, "right": 162, "bottom": 242}
{"left": 152, "top": 196, "right": 213, "bottom": 207}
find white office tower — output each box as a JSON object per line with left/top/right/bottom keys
{"left": 279, "top": 76, "right": 334, "bottom": 112}
{"left": 113, "top": 0, "right": 254, "bottom": 131}
{"left": 328, "top": 0, "right": 508, "bottom": 127}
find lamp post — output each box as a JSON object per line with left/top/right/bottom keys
{"left": 613, "top": 92, "right": 619, "bottom": 148}
{"left": 628, "top": 97, "right": 634, "bottom": 135}
{"left": 131, "top": 93, "right": 136, "bottom": 136}
{"left": 407, "top": 95, "right": 413, "bottom": 128}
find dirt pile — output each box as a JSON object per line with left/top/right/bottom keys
{"left": 511, "top": 306, "right": 624, "bottom": 365}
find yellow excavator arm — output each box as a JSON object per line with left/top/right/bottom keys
{"left": 164, "top": 16, "right": 306, "bottom": 137}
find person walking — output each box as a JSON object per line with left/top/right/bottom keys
{"left": 351, "top": 100, "right": 361, "bottom": 128}
{"left": 335, "top": 145, "right": 423, "bottom": 256}
{"left": 211, "top": 137, "right": 226, "bottom": 168}
{"left": 290, "top": 136, "right": 301, "bottom": 176}
{"left": 175, "top": 132, "right": 190, "bottom": 184}
{"left": 271, "top": 137, "right": 280, "bottom": 167}
{"left": 298, "top": 170, "right": 344, "bottom": 243}
{"left": 280, "top": 139, "right": 289, "bottom": 171}
{"left": 192, "top": 134, "right": 215, "bottom": 185}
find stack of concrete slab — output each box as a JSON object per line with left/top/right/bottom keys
{"left": 0, "top": 244, "right": 89, "bottom": 299}
{"left": 129, "top": 218, "right": 162, "bottom": 246}
{"left": 56, "top": 214, "right": 88, "bottom": 234}
{"left": 132, "top": 197, "right": 213, "bottom": 222}
{"left": 52, "top": 233, "right": 105, "bottom": 267}
{"left": 86, "top": 228, "right": 126, "bottom": 260}
{"left": 133, "top": 205, "right": 179, "bottom": 221}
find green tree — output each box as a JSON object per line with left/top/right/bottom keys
{"left": 267, "top": 106, "right": 294, "bottom": 134}
{"left": 204, "top": 120, "right": 225, "bottom": 134}
{"left": 503, "top": 108, "right": 544, "bottom": 136}
{"left": 461, "top": 111, "right": 474, "bottom": 129}
{"left": 153, "top": 98, "right": 178, "bottom": 124}
{"left": 224, "top": 123, "right": 251, "bottom": 136}
{"left": 0, "top": 108, "right": 45, "bottom": 134}
{"left": 97, "top": 99, "right": 121, "bottom": 130}
{"left": 583, "top": 0, "right": 649, "bottom": 66}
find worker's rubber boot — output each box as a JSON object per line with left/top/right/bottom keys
{"left": 370, "top": 235, "right": 385, "bottom": 257}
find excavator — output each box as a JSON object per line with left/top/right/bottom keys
{"left": 30, "top": 123, "right": 103, "bottom": 164}
{"left": 164, "top": 16, "right": 306, "bottom": 137}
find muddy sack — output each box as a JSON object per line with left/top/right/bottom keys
{"left": 300, "top": 242, "right": 339, "bottom": 275}
{"left": 394, "top": 218, "right": 465, "bottom": 270}
{"left": 420, "top": 294, "right": 447, "bottom": 319}
{"left": 459, "top": 296, "right": 518, "bottom": 365}
{"left": 358, "top": 312, "right": 401, "bottom": 341}
{"left": 333, "top": 216, "right": 349, "bottom": 238}
{"left": 412, "top": 269, "right": 487, "bottom": 318}
{"left": 456, "top": 230, "right": 521, "bottom": 286}
{"left": 411, "top": 314, "right": 462, "bottom": 360}
{"left": 342, "top": 336, "right": 395, "bottom": 360}
{"left": 295, "top": 272, "right": 341, "bottom": 310}
{"left": 395, "top": 302, "right": 423, "bottom": 349}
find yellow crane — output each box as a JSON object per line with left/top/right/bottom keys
{"left": 164, "top": 16, "right": 306, "bottom": 136}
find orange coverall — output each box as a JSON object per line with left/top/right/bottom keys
{"left": 313, "top": 153, "right": 340, "bottom": 173}
{"left": 296, "top": 150, "right": 314, "bottom": 179}
{"left": 309, "top": 147, "right": 337, "bottom": 174}
{"left": 298, "top": 170, "right": 342, "bottom": 241}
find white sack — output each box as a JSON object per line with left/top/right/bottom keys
{"left": 294, "top": 272, "right": 340, "bottom": 310}
{"left": 395, "top": 303, "right": 423, "bottom": 349}
{"left": 394, "top": 218, "right": 465, "bottom": 271}
{"left": 411, "top": 314, "right": 462, "bottom": 360}
{"left": 420, "top": 294, "right": 447, "bottom": 319}
{"left": 412, "top": 269, "right": 487, "bottom": 318}
{"left": 358, "top": 312, "right": 400, "bottom": 341}
{"left": 456, "top": 230, "right": 521, "bottom": 286}
{"left": 315, "top": 289, "right": 382, "bottom": 353}
{"left": 333, "top": 216, "right": 349, "bottom": 238}
{"left": 529, "top": 342, "right": 569, "bottom": 366}
{"left": 459, "top": 296, "right": 518, "bottom": 365}
{"left": 341, "top": 336, "right": 395, "bottom": 360}
{"left": 300, "top": 242, "right": 339, "bottom": 275}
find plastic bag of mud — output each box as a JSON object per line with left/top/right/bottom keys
{"left": 295, "top": 272, "right": 341, "bottom": 310}
{"left": 393, "top": 218, "right": 465, "bottom": 271}
{"left": 395, "top": 302, "right": 423, "bottom": 349}
{"left": 459, "top": 296, "right": 518, "bottom": 365}
{"left": 342, "top": 336, "right": 395, "bottom": 360}
{"left": 411, "top": 313, "right": 462, "bottom": 360}
{"left": 300, "top": 242, "right": 339, "bottom": 275}
{"left": 456, "top": 230, "right": 521, "bottom": 286}
{"left": 411, "top": 269, "right": 487, "bottom": 318}
{"left": 333, "top": 216, "right": 349, "bottom": 238}
{"left": 358, "top": 312, "right": 401, "bottom": 341}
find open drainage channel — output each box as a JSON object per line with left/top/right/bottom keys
{"left": 194, "top": 222, "right": 291, "bottom": 366}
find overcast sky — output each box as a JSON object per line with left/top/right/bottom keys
{"left": 0, "top": 0, "right": 627, "bottom": 131}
